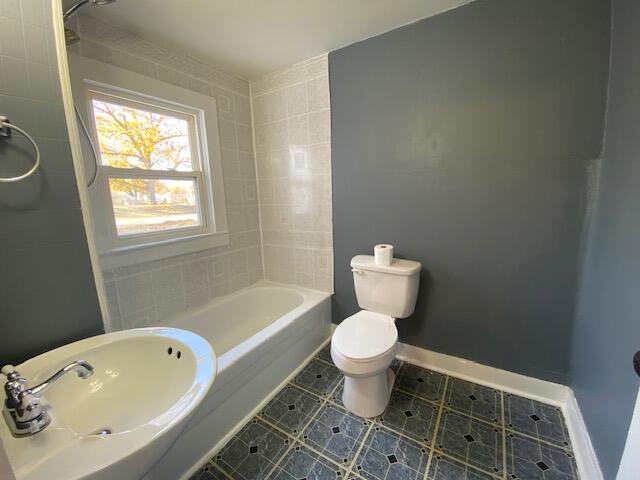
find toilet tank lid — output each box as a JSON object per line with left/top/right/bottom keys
{"left": 351, "top": 255, "right": 421, "bottom": 276}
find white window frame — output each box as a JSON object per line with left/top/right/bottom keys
{"left": 69, "top": 55, "right": 228, "bottom": 269}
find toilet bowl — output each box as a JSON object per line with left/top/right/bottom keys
{"left": 331, "top": 254, "right": 421, "bottom": 418}
{"left": 331, "top": 310, "right": 398, "bottom": 417}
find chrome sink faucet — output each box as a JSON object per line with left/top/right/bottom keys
{"left": 1, "top": 360, "right": 94, "bottom": 437}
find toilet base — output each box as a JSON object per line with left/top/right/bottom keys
{"left": 342, "top": 368, "right": 395, "bottom": 418}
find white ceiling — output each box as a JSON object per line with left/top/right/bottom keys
{"left": 74, "top": 0, "right": 472, "bottom": 79}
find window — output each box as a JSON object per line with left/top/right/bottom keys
{"left": 91, "top": 95, "right": 206, "bottom": 238}
{"left": 70, "top": 56, "right": 228, "bottom": 268}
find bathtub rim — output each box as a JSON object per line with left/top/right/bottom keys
{"left": 166, "top": 280, "right": 331, "bottom": 375}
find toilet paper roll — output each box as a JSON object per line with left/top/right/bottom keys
{"left": 374, "top": 244, "right": 394, "bottom": 266}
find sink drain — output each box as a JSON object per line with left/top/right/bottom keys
{"left": 91, "top": 428, "right": 112, "bottom": 436}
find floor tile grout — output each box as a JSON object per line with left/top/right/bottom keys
{"left": 501, "top": 390, "right": 507, "bottom": 480}
{"left": 195, "top": 350, "right": 578, "bottom": 480}
{"left": 503, "top": 426, "right": 574, "bottom": 452}
{"left": 430, "top": 449, "right": 503, "bottom": 479}
{"left": 256, "top": 381, "right": 357, "bottom": 478}
{"left": 344, "top": 420, "right": 375, "bottom": 477}
{"left": 263, "top": 442, "right": 295, "bottom": 479}
{"left": 423, "top": 375, "right": 449, "bottom": 479}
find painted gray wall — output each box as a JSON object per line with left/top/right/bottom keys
{"left": 569, "top": 0, "right": 640, "bottom": 477}
{"left": 330, "top": 0, "right": 611, "bottom": 383}
{"left": 0, "top": 4, "right": 103, "bottom": 366}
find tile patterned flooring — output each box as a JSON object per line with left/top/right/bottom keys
{"left": 191, "top": 345, "right": 579, "bottom": 480}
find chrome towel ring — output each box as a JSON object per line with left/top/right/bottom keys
{"left": 0, "top": 116, "right": 41, "bottom": 183}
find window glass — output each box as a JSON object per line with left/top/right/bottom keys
{"left": 92, "top": 99, "right": 194, "bottom": 171}
{"left": 108, "top": 177, "right": 200, "bottom": 236}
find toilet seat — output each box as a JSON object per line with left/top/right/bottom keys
{"left": 332, "top": 310, "right": 397, "bottom": 365}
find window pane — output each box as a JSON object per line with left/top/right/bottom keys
{"left": 108, "top": 178, "right": 200, "bottom": 236}
{"left": 92, "top": 99, "right": 195, "bottom": 171}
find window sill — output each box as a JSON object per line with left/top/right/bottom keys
{"left": 99, "top": 231, "right": 230, "bottom": 270}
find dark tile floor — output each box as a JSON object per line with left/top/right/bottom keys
{"left": 191, "top": 345, "right": 579, "bottom": 480}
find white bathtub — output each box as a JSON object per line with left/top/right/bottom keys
{"left": 144, "top": 281, "right": 331, "bottom": 480}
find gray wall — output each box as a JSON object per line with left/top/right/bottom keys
{"left": 330, "top": 0, "right": 610, "bottom": 383}
{"left": 0, "top": 3, "right": 103, "bottom": 366}
{"left": 569, "top": 0, "right": 640, "bottom": 477}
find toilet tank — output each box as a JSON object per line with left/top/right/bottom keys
{"left": 351, "top": 255, "right": 421, "bottom": 318}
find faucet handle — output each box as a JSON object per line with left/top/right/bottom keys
{"left": 1, "top": 365, "right": 26, "bottom": 385}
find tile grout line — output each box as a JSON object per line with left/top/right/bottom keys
{"left": 201, "top": 356, "right": 575, "bottom": 479}
{"left": 503, "top": 427, "right": 574, "bottom": 452}
{"left": 209, "top": 462, "right": 235, "bottom": 480}
{"left": 501, "top": 391, "right": 507, "bottom": 480}
{"left": 295, "top": 395, "right": 332, "bottom": 442}
{"left": 257, "top": 398, "right": 332, "bottom": 478}
{"left": 263, "top": 443, "right": 296, "bottom": 480}
{"left": 429, "top": 449, "right": 503, "bottom": 479}
{"left": 257, "top": 381, "right": 350, "bottom": 477}
{"left": 212, "top": 414, "right": 300, "bottom": 478}
{"left": 398, "top": 384, "right": 574, "bottom": 454}
{"left": 345, "top": 421, "right": 376, "bottom": 477}
{"left": 371, "top": 418, "right": 435, "bottom": 448}
{"left": 438, "top": 405, "right": 501, "bottom": 429}
{"left": 423, "top": 375, "right": 450, "bottom": 479}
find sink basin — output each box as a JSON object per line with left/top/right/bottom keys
{"left": 0, "top": 328, "right": 216, "bottom": 480}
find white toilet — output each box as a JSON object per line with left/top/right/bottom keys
{"left": 331, "top": 254, "right": 421, "bottom": 418}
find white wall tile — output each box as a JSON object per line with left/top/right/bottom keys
{"left": 117, "top": 272, "right": 153, "bottom": 316}
{"left": 307, "top": 76, "right": 330, "bottom": 112}
{"left": 22, "top": 23, "right": 47, "bottom": 64}
{"left": 1, "top": 55, "right": 29, "bottom": 97}
{"left": 250, "top": 56, "right": 333, "bottom": 293}
{"left": 19, "top": 0, "right": 44, "bottom": 27}
{"left": 151, "top": 265, "right": 184, "bottom": 304}
{"left": 309, "top": 109, "right": 331, "bottom": 144}
{"left": 0, "top": 16, "right": 25, "bottom": 58}
{"left": 77, "top": 20, "right": 266, "bottom": 329}
{"left": 1, "top": 0, "right": 20, "bottom": 20}
{"left": 286, "top": 83, "right": 307, "bottom": 117}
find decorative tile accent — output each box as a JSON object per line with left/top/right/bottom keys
{"left": 504, "top": 394, "right": 572, "bottom": 449}
{"left": 378, "top": 390, "right": 439, "bottom": 443}
{"left": 395, "top": 364, "right": 447, "bottom": 403}
{"left": 444, "top": 378, "right": 502, "bottom": 424}
{"left": 427, "top": 454, "right": 497, "bottom": 480}
{"left": 435, "top": 410, "right": 504, "bottom": 476}
{"left": 354, "top": 426, "right": 430, "bottom": 480}
{"left": 261, "top": 385, "right": 323, "bottom": 435}
{"left": 506, "top": 431, "right": 579, "bottom": 479}
{"left": 302, "top": 403, "right": 369, "bottom": 465}
{"left": 214, "top": 418, "right": 289, "bottom": 479}
{"left": 268, "top": 442, "right": 347, "bottom": 480}
{"left": 294, "top": 358, "right": 342, "bottom": 397}
{"left": 189, "top": 462, "right": 229, "bottom": 480}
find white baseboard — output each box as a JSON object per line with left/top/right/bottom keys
{"left": 396, "top": 342, "right": 568, "bottom": 405}
{"left": 179, "top": 337, "right": 331, "bottom": 480}
{"left": 563, "top": 389, "right": 604, "bottom": 480}
{"left": 396, "top": 341, "right": 603, "bottom": 480}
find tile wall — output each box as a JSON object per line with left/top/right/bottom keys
{"left": 251, "top": 55, "right": 334, "bottom": 292}
{"left": 68, "top": 15, "right": 263, "bottom": 329}
{"left": 0, "top": 0, "right": 103, "bottom": 363}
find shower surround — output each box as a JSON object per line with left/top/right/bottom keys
{"left": 251, "top": 55, "right": 334, "bottom": 293}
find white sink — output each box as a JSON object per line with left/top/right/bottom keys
{"left": 0, "top": 328, "right": 216, "bottom": 480}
